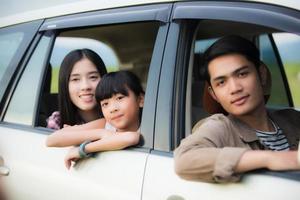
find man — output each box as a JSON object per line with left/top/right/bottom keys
{"left": 174, "top": 36, "right": 300, "bottom": 183}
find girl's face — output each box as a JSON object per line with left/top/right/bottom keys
{"left": 68, "top": 58, "right": 101, "bottom": 112}
{"left": 100, "top": 90, "right": 144, "bottom": 132}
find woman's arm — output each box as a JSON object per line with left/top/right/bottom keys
{"left": 84, "top": 131, "right": 140, "bottom": 153}
{"left": 46, "top": 118, "right": 106, "bottom": 147}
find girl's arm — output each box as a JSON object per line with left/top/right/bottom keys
{"left": 84, "top": 131, "right": 140, "bottom": 153}
{"left": 64, "top": 131, "right": 140, "bottom": 169}
{"left": 46, "top": 118, "right": 106, "bottom": 147}
{"left": 62, "top": 118, "right": 106, "bottom": 131}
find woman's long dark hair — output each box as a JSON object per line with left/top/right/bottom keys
{"left": 58, "top": 49, "right": 107, "bottom": 128}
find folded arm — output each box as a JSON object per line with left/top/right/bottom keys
{"left": 46, "top": 118, "right": 106, "bottom": 147}
{"left": 235, "top": 150, "right": 300, "bottom": 173}
{"left": 64, "top": 131, "right": 140, "bottom": 169}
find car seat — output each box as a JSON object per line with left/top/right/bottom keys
{"left": 38, "top": 64, "right": 58, "bottom": 127}
{"left": 191, "top": 53, "right": 210, "bottom": 126}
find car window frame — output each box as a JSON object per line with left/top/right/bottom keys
{"left": 40, "top": 4, "right": 172, "bottom": 31}
{"left": 0, "top": 20, "right": 44, "bottom": 116}
{"left": 172, "top": 1, "right": 300, "bottom": 33}
{"left": 157, "top": 1, "right": 300, "bottom": 152}
{"left": 267, "top": 34, "right": 294, "bottom": 107}
{"left": 3, "top": 3, "right": 173, "bottom": 150}
{"left": 2, "top": 32, "right": 55, "bottom": 126}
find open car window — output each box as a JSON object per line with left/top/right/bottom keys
{"left": 39, "top": 22, "right": 159, "bottom": 128}
{"left": 189, "top": 20, "right": 300, "bottom": 129}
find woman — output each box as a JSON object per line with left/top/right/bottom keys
{"left": 47, "top": 49, "right": 107, "bottom": 129}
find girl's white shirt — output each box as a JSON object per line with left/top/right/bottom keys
{"left": 104, "top": 122, "right": 140, "bottom": 132}
{"left": 104, "top": 122, "right": 117, "bottom": 131}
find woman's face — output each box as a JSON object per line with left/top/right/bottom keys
{"left": 68, "top": 58, "right": 101, "bottom": 112}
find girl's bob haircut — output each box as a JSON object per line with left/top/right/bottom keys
{"left": 95, "top": 70, "right": 144, "bottom": 102}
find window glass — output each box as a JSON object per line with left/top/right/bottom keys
{"left": 4, "top": 36, "right": 51, "bottom": 125}
{"left": 273, "top": 33, "right": 300, "bottom": 109}
{"left": 0, "top": 32, "right": 24, "bottom": 81}
{"left": 194, "top": 39, "right": 216, "bottom": 54}
{"left": 259, "top": 34, "right": 290, "bottom": 107}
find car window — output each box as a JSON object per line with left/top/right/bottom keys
{"left": 0, "top": 32, "right": 24, "bottom": 81}
{"left": 259, "top": 34, "right": 290, "bottom": 108}
{"left": 0, "top": 20, "right": 42, "bottom": 103}
{"left": 273, "top": 33, "right": 300, "bottom": 109}
{"left": 38, "top": 22, "right": 159, "bottom": 128}
{"left": 185, "top": 19, "right": 300, "bottom": 140}
{"left": 193, "top": 33, "right": 299, "bottom": 110}
{"left": 4, "top": 35, "right": 52, "bottom": 125}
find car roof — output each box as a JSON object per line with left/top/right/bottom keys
{"left": 1, "top": 0, "right": 299, "bottom": 28}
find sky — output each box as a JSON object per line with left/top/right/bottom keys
{"left": 0, "top": 0, "right": 82, "bottom": 17}
{"left": 0, "top": 0, "right": 299, "bottom": 18}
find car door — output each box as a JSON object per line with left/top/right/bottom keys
{"left": 142, "top": 1, "right": 300, "bottom": 200}
{"left": 0, "top": 4, "right": 172, "bottom": 200}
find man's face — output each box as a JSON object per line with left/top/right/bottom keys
{"left": 208, "top": 53, "right": 265, "bottom": 117}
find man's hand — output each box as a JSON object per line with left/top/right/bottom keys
{"left": 64, "top": 147, "right": 81, "bottom": 170}
{"left": 236, "top": 150, "right": 300, "bottom": 173}
{"left": 266, "top": 151, "right": 300, "bottom": 171}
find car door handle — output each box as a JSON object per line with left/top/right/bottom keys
{"left": 0, "top": 166, "right": 9, "bottom": 176}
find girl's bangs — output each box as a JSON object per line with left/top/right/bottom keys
{"left": 96, "top": 75, "right": 129, "bottom": 101}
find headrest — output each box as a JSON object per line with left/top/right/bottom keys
{"left": 202, "top": 62, "right": 272, "bottom": 115}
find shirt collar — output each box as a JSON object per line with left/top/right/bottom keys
{"left": 228, "top": 114, "right": 259, "bottom": 143}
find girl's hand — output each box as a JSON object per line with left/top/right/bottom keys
{"left": 64, "top": 147, "right": 81, "bottom": 170}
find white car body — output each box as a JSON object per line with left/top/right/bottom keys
{"left": 0, "top": 0, "right": 299, "bottom": 199}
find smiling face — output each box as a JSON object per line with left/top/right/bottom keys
{"left": 100, "top": 90, "right": 144, "bottom": 132}
{"left": 208, "top": 53, "right": 265, "bottom": 117}
{"left": 68, "top": 58, "right": 101, "bottom": 112}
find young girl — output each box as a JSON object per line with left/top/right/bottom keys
{"left": 47, "top": 48, "right": 107, "bottom": 129}
{"left": 46, "top": 71, "right": 144, "bottom": 169}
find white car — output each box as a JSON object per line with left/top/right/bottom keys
{"left": 0, "top": 0, "right": 300, "bottom": 199}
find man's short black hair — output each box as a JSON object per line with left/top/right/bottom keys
{"left": 203, "top": 35, "right": 260, "bottom": 84}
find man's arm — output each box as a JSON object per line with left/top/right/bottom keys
{"left": 174, "top": 116, "right": 247, "bottom": 183}
{"left": 174, "top": 115, "right": 300, "bottom": 183}
{"left": 235, "top": 150, "right": 300, "bottom": 173}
